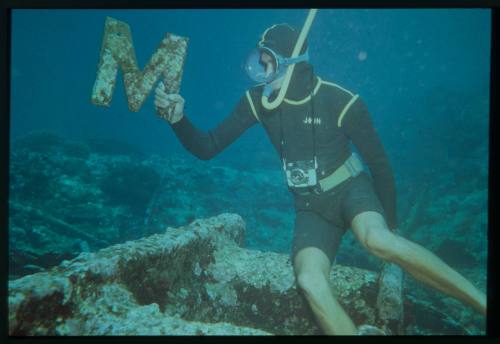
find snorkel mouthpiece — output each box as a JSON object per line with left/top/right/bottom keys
{"left": 263, "top": 84, "right": 274, "bottom": 97}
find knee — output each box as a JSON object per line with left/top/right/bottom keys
{"left": 296, "top": 270, "right": 330, "bottom": 299}
{"left": 363, "top": 227, "right": 398, "bottom": 261}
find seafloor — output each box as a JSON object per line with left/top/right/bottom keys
{"left": 8, "top": 130, "right": 487, "bottom": 335}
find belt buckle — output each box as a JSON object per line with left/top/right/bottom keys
{"left": 312, "top": 184, "right": 323, "bottom": 195}
{"left": 345, "top": 158, "right": 355, "bottom": 176}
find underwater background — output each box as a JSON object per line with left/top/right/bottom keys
{"left": 9, "top": 9, "right": 490, "bottom": 334}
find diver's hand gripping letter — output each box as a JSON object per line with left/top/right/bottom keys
{"left": 155, "top": 81, "right": 185, "bottom": 124}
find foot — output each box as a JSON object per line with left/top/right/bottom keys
{"left": 357, "top": 324, "right": 386, "bottom": 335}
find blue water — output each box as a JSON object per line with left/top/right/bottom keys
{"left": 9, "top": 9, "right": 490, "bottom": 334}
{"left": 11, "top": 9, "right": 490, "bottom": 169}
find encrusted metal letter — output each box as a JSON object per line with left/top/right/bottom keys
{"left": 91, "top": 17, "right": 188, "bottom": 113}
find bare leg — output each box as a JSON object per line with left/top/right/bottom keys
{"left": 294, "top": 247, "right": 358, "bottom": 335}
{"left": 351, "top": 211, "right": 487, "bottom": 316}
{"left": 388, "top": 235, "right": 486, "bottom": 315}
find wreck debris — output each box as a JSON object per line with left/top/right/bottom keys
{"left": 90, "top": 16, "right": 188, "bottom": 113}
{"left": 9, "top": 213, "right": 381, "bottom": 335}
{"left": 9, "top": 201, "right": 108, "bottom": 247}
{"left": 9, "top": 212, "right": 478, "bottom": 335}
{"left": 375, "top": 226, "right": 404, "bottom": 334}
{"left": 376, "top": 262, "right": 404, "bottom": 334}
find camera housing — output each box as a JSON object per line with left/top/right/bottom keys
{"left": 283, "top": 158, "right": 318, "bottom": 188}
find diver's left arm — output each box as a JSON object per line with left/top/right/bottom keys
{"left": 341, "top": 98, "right": 398, "bottom": 230}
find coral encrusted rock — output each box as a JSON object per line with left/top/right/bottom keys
{"left": 8, "top": 213, "right": 385, "bottom": 335}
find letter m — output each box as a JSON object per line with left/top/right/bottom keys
{"left": 91, "top": 16, "right": 188, "bottom": 112}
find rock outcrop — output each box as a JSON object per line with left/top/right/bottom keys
{"left": 9, "top": 213, "right": 384, "bottom": 335}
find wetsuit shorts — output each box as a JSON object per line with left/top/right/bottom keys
{"left": 291, "top": 172, "right": 386, "bottom": 265}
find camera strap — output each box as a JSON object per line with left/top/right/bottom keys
{"left": 279, "top": 78, "right": 317, "bottom": 167}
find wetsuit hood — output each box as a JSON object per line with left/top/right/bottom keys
{"left": 259, "top": 23, "right": 308, "bottom": 58}
{"left": 257, "top": 23, "right": 315, "bottom": 101}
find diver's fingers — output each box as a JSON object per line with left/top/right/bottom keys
{"left": 155, "top": 90, "right": 169, "bottom": 103}
{"left": 154, "top": 95, "right": 170, "bottom": 109}
{"left": 155, "top": 85, "right": 167, "bottom": 98}
{"left": 155, "top": 100, "right": 169, "bottom": 109}
{"left": 155, "top": 91, "right": 166, "bottom": 102}
{"left": 165, "top": 94, "right": 184, "bottom": 104}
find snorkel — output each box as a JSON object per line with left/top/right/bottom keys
{"left": 260, "top": 9, "right": 317, "bottom": 110}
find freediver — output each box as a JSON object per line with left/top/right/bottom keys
{"left": 154, "top": 24, "right": 487, "bottom": 335}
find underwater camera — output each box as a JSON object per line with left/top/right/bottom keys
{"left": 283, "top": 158, "right": 318, "bottom": 188}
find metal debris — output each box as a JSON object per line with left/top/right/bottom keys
{"left": 91, "top": 16, "right": 188, "bottom": 113}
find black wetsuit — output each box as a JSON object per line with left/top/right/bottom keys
{"left": 170, "top": 62, "right": 398, "bottom": 263}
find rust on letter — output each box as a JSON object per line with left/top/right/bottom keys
{"left": 91, "top": 17, "right": 188, "bottom": 113}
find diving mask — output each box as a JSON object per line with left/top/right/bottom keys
{"left": 245, "top": 44, "right": 309, "bottom": 84}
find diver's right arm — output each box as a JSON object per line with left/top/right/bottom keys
{"left": 154, "top": 82, "right": 258, "bottom": 160}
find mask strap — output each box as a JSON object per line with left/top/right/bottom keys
{"left": 265, "top": 49, "right": 309, "bottom": 85}
{"left": 280, "top": 49, "right": 310, "bottom": 66}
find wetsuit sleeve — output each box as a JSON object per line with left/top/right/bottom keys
{"left": 170, "top": 95, "right": 258, "bottom": 160}
{"left": 341, "top": 98, "right": 398, "bottom": 229}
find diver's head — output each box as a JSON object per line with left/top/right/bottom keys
{"left": 259, "top": 50, "right": 285, "bottom": 91}
{"left": 258, "top": 23, "right": 308, "bottom": 58}
{"left": 245, "top": 23, "right": 309, "bottom": 87}
{"left": 260, "top": 50, "right": 276, "bottom": 80}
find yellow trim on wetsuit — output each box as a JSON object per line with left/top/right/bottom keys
{"left": 337, "top": 94, "right": 359, "bottom": 128}
{"left": 246, "top": 90, "right": 260, "bottom": 122}
{"left": 283, "top": 76, "right": 323, "bottom": 105}
{"left": 321, "top": 80, "right": 355, "bottom": 97}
